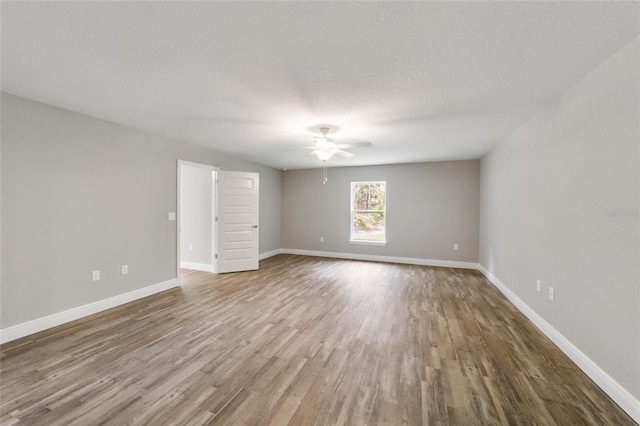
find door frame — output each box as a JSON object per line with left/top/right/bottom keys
{"left": 176, "top": 159, "right": 219, "bottom": 285}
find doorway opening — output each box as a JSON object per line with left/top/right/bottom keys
{"left": 177, "top": 160, "right": 218, "bottom": 282}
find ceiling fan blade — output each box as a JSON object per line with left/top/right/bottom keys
{"left": 336, "top": 141, "right": 372, "bottom": 149}
{"left": 314, "top": 136, "right": 335, "bottom": 142}
{"left": 335, "top": 150, "right": 354, "bottom": 158}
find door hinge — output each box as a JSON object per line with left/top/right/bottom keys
{"left": 215, "top": 216, "right": 218, "bottom": 222}
{"left": 215, "top": 254, "right": 218, "bottom": 259}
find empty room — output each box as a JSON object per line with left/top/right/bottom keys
{"left": 1, "top": 2, "right": 638, "bottom": 425}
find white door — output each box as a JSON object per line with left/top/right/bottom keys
{"left": 216, "top": 171, "right": 259, "bottom": 273}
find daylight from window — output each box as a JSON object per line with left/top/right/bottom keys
{"left": 350, "top": 181, "right": 386, "bottom": 244}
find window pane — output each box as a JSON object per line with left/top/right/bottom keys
{"left": 353, "top": 183, "right": 385, "bottom": 211}
{"left": 352, "top": 212, "right": 385, "bottom": 241}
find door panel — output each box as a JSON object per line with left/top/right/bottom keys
{"left": 216, "top": 171, "right": 259, "bottom": 273}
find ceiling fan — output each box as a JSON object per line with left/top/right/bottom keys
{"left": 309, "top": 127, "right": 372, "bottom": 161}
{"left": 307, "top": 126, "right": 372, "bottom": 183}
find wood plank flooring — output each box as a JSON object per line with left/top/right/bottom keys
{"left": 1, "top": 254, "right": 635, "bottom": 425}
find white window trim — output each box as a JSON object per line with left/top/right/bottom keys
{"left": 350, "top": 181, "right": 387, "bottom": 245}
{"left": 349, "top": 239, "right": 387, "bottom": 246}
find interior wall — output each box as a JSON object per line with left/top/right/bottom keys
{"left": 1, "top": 93, "right": 282, "bottom": 329}
{"left": 479, "top": 39, "right": 639, "bottom": 398}
{"left": 179, "top": 164, "right": 213, "bottom": 266}
{"left": 282, "top": 160, "right": 479, "bottom": 262}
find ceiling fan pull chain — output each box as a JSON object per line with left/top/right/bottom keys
{"left": 323, "top": 161, "right": 328, "bottom": 184}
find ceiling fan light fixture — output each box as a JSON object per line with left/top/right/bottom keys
{"left": 314, "top": 149, "right": 335, "bottom": 161}
{"left": 307, "top": 124, "right": 371, "bottom": 183}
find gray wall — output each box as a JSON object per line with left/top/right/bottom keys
{"left": 282, "top": 161, "right": 479, "bottom": 262}
{"left": 1, "top": 93, "right": 282, "bottom": 328}
{"left": 479, "top": 39, "right": 639, "bottom": 397}
{"left": 179, "top": 164, "right": 213, "bottom": 265}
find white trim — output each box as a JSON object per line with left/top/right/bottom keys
{"left": 478, "top": 265, "right": 640, "bottom": 424}
{"left": 176, "top": 159, "right": 181, "bottom": 285}
{"left": 3, "top": 249, "right": 634, "bottom": 422}
{"left": 349, "top": 240, "right": 387, "bottom": 246}
{"left": 282, "top": 248, "right": 478, "bottom": 269}
{"left": 178, "top": 159, "right": 219, "bottom": 171}
{"left": 259, "top": 249, "right": 283, "bottom": 260}
{"left": 0, "top": 279, "right": 178, "bottom": 344}
{"left": 179, "top": 261, "right": 215, "bottom": 273}
{"left": 214, "top": 170, "right": 218, "bottom": 273}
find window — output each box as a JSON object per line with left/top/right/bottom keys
{"left": 350, "top": 181, "right": 386, "bottom": 245}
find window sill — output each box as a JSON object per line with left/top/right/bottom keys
{"left": 349, "top": 240, "right": 387, "bottom": 247}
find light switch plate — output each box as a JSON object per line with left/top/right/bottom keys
{"left": 168, "top": 212, "right": 176, "bottom": 221}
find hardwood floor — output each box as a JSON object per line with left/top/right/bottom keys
{"left": 1, "top": 255, "right": 635, "bottom": 425}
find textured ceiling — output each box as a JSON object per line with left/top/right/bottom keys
{"left": 2, "top": 2, "right": 638, "bottom": 170}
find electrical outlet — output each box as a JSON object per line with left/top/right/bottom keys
{"left": 549, "top": 287, "right": 554, "bottom": 301}
{"left": 536, "top": 280, "right": 541, "bottom": 292}
{"left": 92, "top": 270, "right": 100, "bottom": 282}
{"left": 121, "top": 265, "right": 128, "bottom": 275}
{"left": 320, "top": 237, "right": 324, "bottom": 243}
{"left": 168, "top": 212, "right": 176, "bottom": 221}
{"left": 453, "top": 243, "right": 459, "bottom": 251}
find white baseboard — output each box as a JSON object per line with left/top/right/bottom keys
{"left": 3, "top": 253, "right": 635, "bottom": 423}
{"left": 259, "top": 249, "right": 283, "bottom": 260}
{"left": 0, "top": 279, "right": 178, "bottom": 345}
{"left": 478, "top": 265, "right": 640, "bottom": 424}
{"left": 180, "top": 261, "right": 215, "bottom": 273}
{"left": 282, "top": 248, "right": 479, "bottom": 270}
